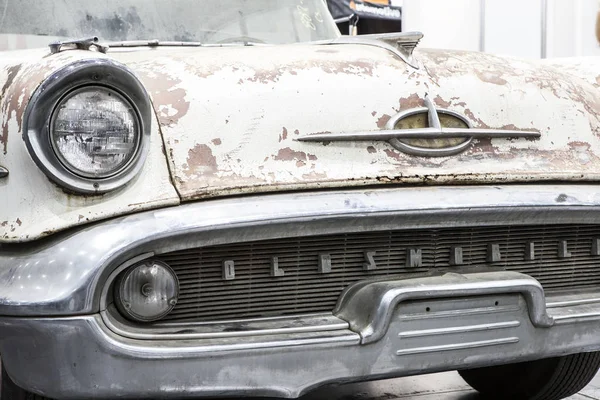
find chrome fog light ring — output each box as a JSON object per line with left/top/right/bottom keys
{"left": 114, "top": 259, "right": 180, "bottom": 323}
{"left": 23, "top": 58, "right": 152, "bottom": 194}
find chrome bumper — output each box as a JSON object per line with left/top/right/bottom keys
{"left": 3, "top": 185, "right": 600, "bottom": 398}
{"left": 2, "top": 271, "right": 600, "bottom": 399}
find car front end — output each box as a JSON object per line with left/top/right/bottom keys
{"left": 2, "top": 1, "right": 600, "bottom": 399}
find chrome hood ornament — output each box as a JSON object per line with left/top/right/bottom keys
{"left": 323, "top": 32, "right": 424, "bottom": 69}
{"left": 297, "top": 95, "right": 541, "bottom": 157}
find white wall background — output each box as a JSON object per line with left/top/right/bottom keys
{"left": 403, "top": 0, "right": 600, "bottom": 59}
{"left": 402, "top": 0, "right": 481, "bottom": 51}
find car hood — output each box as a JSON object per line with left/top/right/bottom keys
{"left": 110, "top": 44, "right": 600, "bottom": 200}
{"left": 2, "top": 43, "right": 600, "bottom": 242}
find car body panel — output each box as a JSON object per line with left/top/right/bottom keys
{"left": 2, "top": 44, "right": 600, "bottom": 241}
{"left": 0, "top": 50, "right": 179, "bottom": 242}
{"left": 111, "top": 45, "right": 600, "bottom": 201}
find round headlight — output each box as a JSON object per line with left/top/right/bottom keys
{"left": 114, "top": 260, "right": 179, "bottom": 323}
{"left": 51, "top": 86, "right": 140, "bottom": 178}
{"left": 23, "top": 59, "right": 152, "bottom": 194}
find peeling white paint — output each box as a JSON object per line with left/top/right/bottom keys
{"left": 2, "top": 43, "right": 600, "bottom": 242}
{"left": 113, "top": 45, "right": 600, "bottom": 200}
{"left": 0, "top": 50, "right": 179, "bottom": 242}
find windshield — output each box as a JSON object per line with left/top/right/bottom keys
{"left": 0, "top": 0, "right": 339, "bottom": 51}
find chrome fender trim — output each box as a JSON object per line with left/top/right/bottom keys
{"left": 334, "top": 271, "right": 554, "bottom": 344}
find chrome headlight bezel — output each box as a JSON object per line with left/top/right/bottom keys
{"left": 24, "top": 59, "right": 152, "bottom": 194}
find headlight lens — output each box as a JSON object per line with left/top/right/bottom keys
{"left": 114, "top": 260, "right": 179, "bottom": 323}
{"left": 51, "top": 86, "right": 140, "bottom": 178}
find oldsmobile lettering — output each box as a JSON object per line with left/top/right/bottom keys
{"left": 219, "top": 238, "right": 596, "bottom": 280}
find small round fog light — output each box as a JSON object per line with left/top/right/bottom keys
{"left": 114, "top": 260, "right": 179, "bottom": 322}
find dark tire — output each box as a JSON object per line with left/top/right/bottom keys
{"left": 2, "top": 366, "right": 51, "bottom": 400}
{"left": 459, "top": 352, "right": 600, "bottom": 400}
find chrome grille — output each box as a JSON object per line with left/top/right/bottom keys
{"left": 158, "top": 224, "right": 600, "bottom": 322}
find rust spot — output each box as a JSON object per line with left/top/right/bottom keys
{"left": 377, "top": 114, "right": 391, "bottom": 129}
{"left": 398, "top": 94, "right": 422, "bottom": 111}
{"left": 184, "top": 144, "right": 217, "bottom": 176}
{"left": 302, "top": 171, "right": 328, "bottom": 179}
{"left": 78, "top": 215, "right": 85, "bottom": 222}
{"left": 434, "top": 95, "right": 452, "bottom": 108}
{"left": 279, "top": 127, "right": 289, "bottom": 142}
{"left": 230, "top": 59, "right": 379, "bottom": 85}
{"left": 569, "top": 141, "right": 591, "bottom": 151}
{"left": 294, "top": 129, "right": 300, "bottom": 135}
{"left": 274, "top": 147, "right": 307, "bottom": 162}
{"left": 0, "top": 64, "right": 22, "bottom": 154}
{"left": 501, "top": 124, "right": 538, "bottom": 133}
{"left": 367, "top": 146, "right": 377, "bottom": 154}
{"left": 296, "top": 160, "right": 306, "bottom": 167}
{"left": 474, "top": 70, "right": 508, "bottom": 86}
{"left": 211, "top": 138, "right": 222, "bottom": 145}
{"left": 134, "top": 68, "right": 190, "bottom": 126}
{"left": 15, "top": 218, "right": 21, "bottom": 226}
{"left": 383, "top": 149, "right": 402, "bottom": 161}
{"left": 0, "top": 64, "right": 20, "bottom": 99}
{"left": 463, "top": 109, "right": 489, "bottom": 128}
{"left": 371, "top": 111, "right": 377, "bottom": 117}
{"left": 308, "top": 154, "right": 318, "bottom": 161}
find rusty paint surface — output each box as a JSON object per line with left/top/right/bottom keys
{"left": 0, "top": 49, "right": 179, "bottom": 242}
{"left": 104, "top": 45, "right": 600, "bottom": 201}
{"left": 4, "top": 43, "right": 600, "bottom": 241}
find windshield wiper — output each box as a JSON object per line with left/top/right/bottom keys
{"left": 48, "top": 37, "right": 267, "bottom": 54}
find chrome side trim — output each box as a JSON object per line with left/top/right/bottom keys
{"left": 3, "top": 185, "right": 600, "bottom": 316}
{"left": 96, "top": 315, "right": 360, "bottom": 357}
{"left": 297, "top": 95, "right": 540, "bottom": 157}
{"left": 398, "top": 305, "right": 522, "bottom": 321}
{"left": 395, "top": 337, "right": 520, "bottom": 356}
{"left": 296, "top": 127, "right": 541, "bottom": 140}
{"left": 553, "top": 313, "right": 600, "bottom": 324}
{"left": 334, "top": 272, "right": 554, "bottom": 344}
{"left": 101, "top": 309, "right": 349, "bottom": 340}
{"left": 397, "top": 321, "right": 521, "bottom": 339}
{"left": 546, "top": 292, "right": 600, "bottom": 308}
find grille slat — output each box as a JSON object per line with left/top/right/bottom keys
{"left": 158, "top": 224, "right": 600, "bottom": 322}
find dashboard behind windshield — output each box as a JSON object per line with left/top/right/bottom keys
{"left": 0, "top": 0, "right": 339, "bottom": 51}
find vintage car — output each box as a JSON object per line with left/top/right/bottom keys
{"left": 2, "top": 1, "right": 600, "bottom": 399}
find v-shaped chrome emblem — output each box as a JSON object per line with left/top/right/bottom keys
{"left": 297, "top": 95, "right": 541, "bottom": 157}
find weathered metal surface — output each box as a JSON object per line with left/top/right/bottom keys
{"left": 2, "top": 287, "right": 600, "bottom": 398}
{"left": 2, "top": 184, "right": 600, "bottom": 317}
{"left": 0, "top": 50, "right": 179, "bottom": 242}
{"left": 108, "top": 45, "right": 600, "bottom": 202}
{"left": 153, "top": 223, "right": 600, "bottom": 323}
{"left": 3, "top": 43, "right": 600, "bottom": 241}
